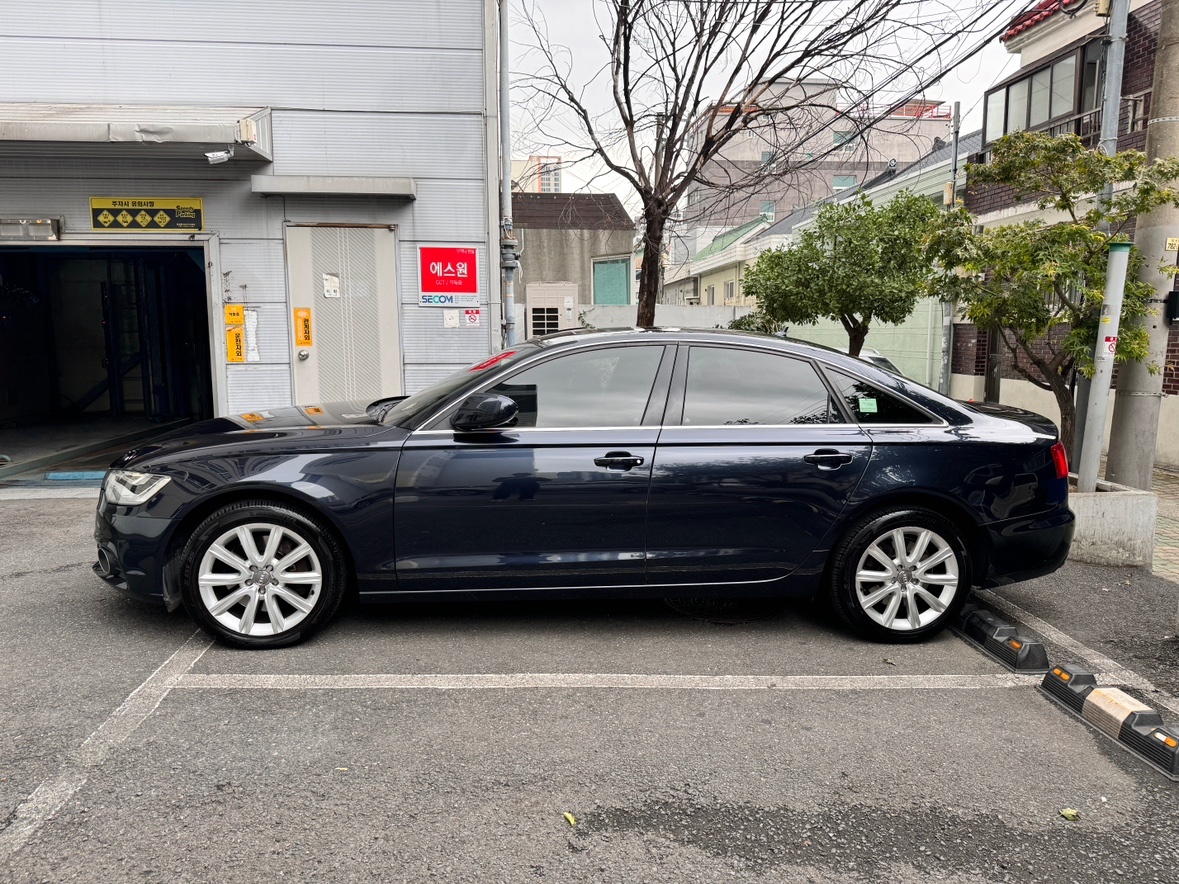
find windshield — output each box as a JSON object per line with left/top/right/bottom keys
{"left": 375, "top": 343, "right": 541, "bottom": 427}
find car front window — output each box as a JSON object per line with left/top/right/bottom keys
{"left": 379, "top": 344, "right": 540, "bottom": 427}
{"left": 484, "top": 345, "right": 664, "bottom": 428}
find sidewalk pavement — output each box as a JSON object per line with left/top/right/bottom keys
{"left": 1153, "top": 467, "right": 1179, "bottom": 581}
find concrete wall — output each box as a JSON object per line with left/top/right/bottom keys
{"left": 580, "top": 304, "right": 753, "bottom": 330}
{"left": 784, "top": 298, "right": 946, "bottom": 388}
{"left": 515, "top": 227, "right": 635, "bottom": 305}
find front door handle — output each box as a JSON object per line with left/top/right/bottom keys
{"left": 804, "top": 449, "right": 853, "bottom": 470}
{"left": 595, "top": 451, "right": 645, "bottom": 471}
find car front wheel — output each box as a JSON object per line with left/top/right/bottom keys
{"left": 827, "top": 507, "right": 970, "bottom": 642}
{"left": 179, "top": 500, "right": 346, "bottom": 649}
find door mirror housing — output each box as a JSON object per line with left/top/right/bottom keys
{"left": 450, "top": 393, "right": 519, "bottom": 432}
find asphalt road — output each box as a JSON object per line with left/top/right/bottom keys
{"left": 1, "top": 497, "right": 1177, "bottom": 883}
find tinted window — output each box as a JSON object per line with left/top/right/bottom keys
{"left": 828, "top": 370, "right": 933, "bottom": 425}
{"left": 683, "top": 347, "right": 833, "bottom": 426}
{"left": 383, "top": 344, "right": 541, "bottom": 426}
{"left": 486, "top": 346, "right": 663, "bottom": 428}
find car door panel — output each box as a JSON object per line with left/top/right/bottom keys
{"left": 645, "top": 345, "right": 872, "bottom": 587}
{"left": 645, "top": 425, "right": 871, "bottom": 585}
{"left": 393, "top": 344, "right": 671, "bottom": 593}
{"left": 395, "top": 428, "right": 657, "bottom": 591}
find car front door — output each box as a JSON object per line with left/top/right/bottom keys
{"left": 645, "top": 344, "right": 872, "bottom": 588}
{"left": 393, "top": 343, "right": 672, "bottom": 593}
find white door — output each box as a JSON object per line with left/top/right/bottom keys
{"left": 286, "top": 226, "right": 401, "bottom": 403}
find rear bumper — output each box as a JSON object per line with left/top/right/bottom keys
{"left": 982, "top": 507, "right": 1074, "bottom": 587}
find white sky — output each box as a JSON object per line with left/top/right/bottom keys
{"left": 508, "top": 1, "right": 1026, "bottom": 204}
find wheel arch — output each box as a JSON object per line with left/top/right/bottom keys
{"left": 162, "top": 485, "right": 358, "bottom": 601}
{"left": 828, "top": 491, "right": 989, "bottom": 588}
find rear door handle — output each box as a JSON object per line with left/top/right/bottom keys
{"left": 595, "top": 451, "right": 645, "bottom": 471}
{"left": 804, "top": 449, "right": 853, "bottom": 470}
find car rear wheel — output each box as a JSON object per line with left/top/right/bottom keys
{"left": 179, "top": 500, "right": 346, "bottom": 649}
{"left": 827, "top": 507, "right": 970, "bottom": 642}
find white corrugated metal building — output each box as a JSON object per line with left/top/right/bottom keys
{"left": 0, "top": 0, "right": 499, "bottom": 428}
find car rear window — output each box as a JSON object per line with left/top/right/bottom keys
{"left": 827, "top": 370, "right": 934, "bottom": 425}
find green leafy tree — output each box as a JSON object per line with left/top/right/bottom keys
{"left": 925, "top": 130, "right": 1179, "bottom": 457}
{"left": 742, "top": 191, "right": 940, "bottom": 356}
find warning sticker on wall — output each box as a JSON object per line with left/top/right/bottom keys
{"left": 294, "top": 307, "right": 313, "bottom": 347}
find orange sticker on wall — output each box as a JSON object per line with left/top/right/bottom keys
{"left": 224, "top": 304, "right": 245, "bottom": 325}
{"left": 294, "top": 307, "right": 313, "bottom": 346}
{"left": 226, "top": 325, "right": 245, "bottom": 363}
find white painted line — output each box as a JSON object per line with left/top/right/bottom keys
{"left": 0, "top": 631, "right": 212, "bottom": 859}
{"left": 975, "top": 589, "right": 1179, "bottom": 716}
{"left": 176, "top": 672, "right": 1042, "bottom": 691}
{"left": 0, "top": 488, "right": 100, "bottom": 501}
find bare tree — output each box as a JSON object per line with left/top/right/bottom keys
{"left": 516, "top": 0, "right": 1030, "bottom": 326}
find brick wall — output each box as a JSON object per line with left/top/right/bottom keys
{"left": 951, "top": 323, "right": 988, "bottom": 376}
{"left": 954, "top": 320, "right": 1179, "bottom": 395}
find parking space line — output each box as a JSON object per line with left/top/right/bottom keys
{"left": 176, "top": 672, "right": 1042, "bottom": 691}
{"left": 0, "top": 631, "right": 212, "bottom": 859}
{"left": 975, "top": 589, "right": 1179, "bottom": 716}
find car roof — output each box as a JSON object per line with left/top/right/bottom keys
{"left": 533, "top": 326, "right": 851, "bottom": 363}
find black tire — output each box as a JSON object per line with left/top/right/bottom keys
{"left": 826, "top": 507, "right": 971, "bottom": 643}
{"left": 179, "top": 499, "right": 347, "bottom": 649}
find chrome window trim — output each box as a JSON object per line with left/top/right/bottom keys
{"left": 409, "top": 419, "right": 950, "bottom": 436}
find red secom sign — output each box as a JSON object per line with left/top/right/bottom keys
{"left": 419, "top": 246, "right": 477, "bottom": 296}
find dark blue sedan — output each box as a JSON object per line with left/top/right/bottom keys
{"left": 94, "top": 328, "right": 1073, "bottom": 649}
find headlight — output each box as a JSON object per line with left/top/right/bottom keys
{"left": 103, "top": 470, "right": 171, "bottom": 505}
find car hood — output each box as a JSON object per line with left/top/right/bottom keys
{"left": 110, "top": 401, "right": 402, "bottom": 469}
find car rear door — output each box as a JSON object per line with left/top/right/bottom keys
{"left": 393, "top": 343, "right": 673, "bottom": 593}
{"left": 645, "top": 344, "right": 872, "bottom": 588}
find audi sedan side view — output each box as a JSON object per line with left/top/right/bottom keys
{"left": 94, "top": 328, "right": 1074, "bottom": 649}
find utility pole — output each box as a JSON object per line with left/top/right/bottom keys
{"left": 1075, "top": 0, "right": 1131, "bottom": 464}
{"left": 1077, "top": 242, "right": 1133, "bottom": 490}
{"left": 499, "top": 0, "right": 519, "bottom": 346}
{"left": 1076, "top": 0, "right": 1130, "bottom": 491}
{"left": 1106, "top": 0, "right": 1179, "bottom": 490}
{"left": 938, "top": 101, "right": 960, "bottom": 396}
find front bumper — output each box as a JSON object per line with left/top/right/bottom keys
{"left": 982, "top": 506, "right": 1075, "bottom": 587}
{"left": 93, "top": 502, "right": 176, "bottom": 607}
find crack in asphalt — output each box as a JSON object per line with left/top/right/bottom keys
{"left": 572, "top": 790, "right": 1179, "bottom": 881}
{"left": 9, "top": 562, "right": 93, "bottom": 580}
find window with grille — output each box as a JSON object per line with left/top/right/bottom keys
{"left": 530, "top": 306, "right": 560, "bottom": 336}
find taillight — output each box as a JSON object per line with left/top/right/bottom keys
{"left": 1050, "top": 441, "right": 1068, "bottom": 480}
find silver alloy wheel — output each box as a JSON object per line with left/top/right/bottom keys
{"left": 854, "top": 526, "right": 959, "bottom": 632}
{"left": 197, "top": 522, "right": 323, "bottom": 637}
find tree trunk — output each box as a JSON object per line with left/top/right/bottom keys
{"left": 846, "top": 320, "right": 868, "bottom": 356}
{"left": 636, "top": 210, "right": 666, "bottom": 328}
{"left": 1051, "top": 376, "right": 1077, "bottom": 463}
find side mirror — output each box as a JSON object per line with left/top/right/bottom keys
{"left": 450, "top": 393, "right": 519, "bottom": 432}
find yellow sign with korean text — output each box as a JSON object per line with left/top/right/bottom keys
{"left": 226, "top": 326, "right": 246, "bottom": 363}
{"left": 1166, "top": 237, "right": 1179, "bottom": 252}
{"left": 91, "top": 197, "right": 203, "bottom": 231}
{"left": 224, "top": 304, "right": 245, "bottom": 325}
{"left": 294, "top": 307, "right": 313, "bottom": 347}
